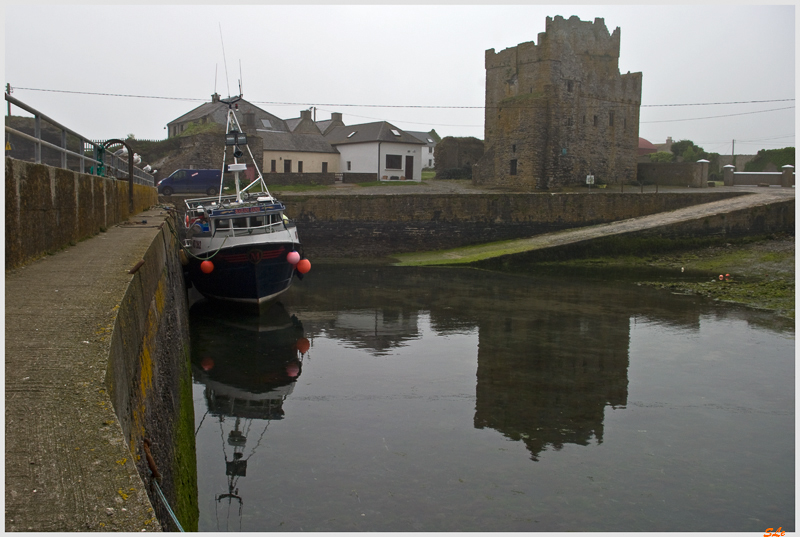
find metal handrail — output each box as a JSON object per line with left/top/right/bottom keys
{"left": 4, "top": 93, "right": 155, "bottom": 186}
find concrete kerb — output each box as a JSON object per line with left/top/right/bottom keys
{"left": 5, "top": 207, "right": 177, "bottom": 532}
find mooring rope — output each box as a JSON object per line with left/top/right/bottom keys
{"left": 149, "top": 470, "right": 185, "bottom": 533}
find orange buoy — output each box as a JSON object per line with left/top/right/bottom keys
{"left": 201, "top": 260, "right": 214, "bottom": 274}
{"left": 296, "top": 258, "right": 311, "bottom": 274}
{"left": 296, "top": 337, "right": 310, "bottom": 354}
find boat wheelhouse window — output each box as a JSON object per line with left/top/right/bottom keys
{"left": 233, "top": 218, "right": 248, "bottom": 228}
{"left": 215, "top": 219, "right": 230, "bottom": 230}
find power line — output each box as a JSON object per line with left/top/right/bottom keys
{"left": 8, "top": 86, "right": 796, "bottom": 110}
{"left": 640, "top": 106, "right": 794, "bottom": 124}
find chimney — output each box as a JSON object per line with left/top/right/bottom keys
{"left": 300, "top": 109, "right": 312, "bottom": 120}
{"left": 211, "top": 93, "right": 220, "bottom": 103}
{"left": 331, "top": 112, "right": 343, "bottom": 122}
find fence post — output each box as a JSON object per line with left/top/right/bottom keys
{"left": 34, "top": 115, "right": 41, "bottom": 164}
{"left": 60, "top": 129, "right": 67, "bottom": 169}
{"left": 723, "top": 165, "right": 735, "bottom": 186}
{"left": 781, "top": 165, "right": 794, "bottom": 188}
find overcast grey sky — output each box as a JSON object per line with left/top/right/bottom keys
{"left": 5, "top": 4, "right": 795, "bottom": 156}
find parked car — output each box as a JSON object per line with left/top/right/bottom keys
{"left": 157, "top": 169, "right": 222, "bottom": 196}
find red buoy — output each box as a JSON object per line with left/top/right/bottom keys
{"left": 201, "top": 357, "right": 214, "bottom": 371}
{"left": 201, "top": 260, "right": 214, "bottom": 274}
{"left": 296, "top": 258, "right": 311, "bottom": 274}
{"left": 296, "top": 337, "right": 310, "bottom": 354}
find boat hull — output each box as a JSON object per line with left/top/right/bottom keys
{"left": 187, "top": 242, "right": 296, "bottom": 305}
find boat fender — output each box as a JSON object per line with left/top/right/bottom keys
{"left": 200, "top": 260, "right": 214, "bottom": 274}
{"left": 296, "top": 258, "right": 311, "bottom": 274}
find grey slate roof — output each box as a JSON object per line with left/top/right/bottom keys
{"left": 168, "top": 98, "right": 289, "bottom": 131}
{"left": 259, "top": 131, "right": 339, "bottom": 154}
{"left": 324, "top": 122, "right": 425, "bottom": 146}
{"left": 406, "top": 131, "right": 437, "bottom": 144}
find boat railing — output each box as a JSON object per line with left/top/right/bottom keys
{"left": 5, "top": 93, "right": 155, "bottom": 186}
{"left": 212, "top": 220, "right": 287, "bottom": 238}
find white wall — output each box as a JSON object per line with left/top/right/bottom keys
{"left": 334, "top": 141, "right": 425, "bottom": 181}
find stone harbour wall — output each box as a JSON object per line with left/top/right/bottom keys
{"left": 282, "top": 191, "right": 748, "bottom": 258}
{"left": 5, "top": 157, "right": 159, "bottom": 269}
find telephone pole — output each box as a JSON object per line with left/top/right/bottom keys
{"left": 732, "top": 139, "right": 736, "bottom": 169}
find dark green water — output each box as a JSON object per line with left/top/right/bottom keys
{"left": 190, "top": 265, "right": 794, "bottom": 532}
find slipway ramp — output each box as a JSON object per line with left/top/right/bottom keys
{"left": 392, "top": 189, "right": 794, "bottom": 267}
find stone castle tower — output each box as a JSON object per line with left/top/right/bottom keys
{"left": 474, "top": 16, "right": 642, "bottom": 189}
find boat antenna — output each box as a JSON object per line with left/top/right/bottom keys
{"left": 219, "top": 23, "right": 231, "bottom": 99}
{"left": 214, "top": 64, "right": 218, "bottom": 95}
{"left": 239, "top": 59, "right": 243, "bottom": 97}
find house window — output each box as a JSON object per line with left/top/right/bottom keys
{"left": 609, "top": 111, "right": 614, "bottom": 127}
{"left": 510, "top": 159, "right": 517, "bottom": 176}
{"left": 271, "top": 160, "right": 276, "bottom": 172}
{"left": 347, "top": 161, "right": 351, "bottom": 171}
{"left": 428, "top": 159, "right": 432, "bottom": 167}
{"left": 428, "top": 146, "right": 432, "bottom": 154}
{"left": 322, "top": 162, "right": 328, "bottom": 173}
{"left": 298, "top": 161, "right": 303, "bottom": 173}
{"left": 284, "top": 160, "right": 292, "bottom": 173}
{"left": 386, "top": 154, "right": 402, "bottom": 169}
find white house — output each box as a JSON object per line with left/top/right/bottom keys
{"left": 324, "top": 122, "right": 426, "bottom": 181}
{"left": 406, "top": 130, "right": 438, "bottom": 169}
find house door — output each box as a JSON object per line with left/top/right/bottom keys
{"left": 405, "top": 156, "right": 414, "bottom": 180}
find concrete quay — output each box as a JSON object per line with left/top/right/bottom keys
{"left": 5, "top": 207, "right": 173, "bottom": 532}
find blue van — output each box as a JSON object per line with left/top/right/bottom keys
{"left": 157, "top": 169, "right": 222, "bottom": 196}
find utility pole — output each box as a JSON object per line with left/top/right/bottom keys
{"left": 732, "top": 139, "right": 736, "bottom": 169}
{"left": 6, "top": 83, "right": 11, "bottom": 116}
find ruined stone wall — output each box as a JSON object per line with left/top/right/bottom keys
{"left": 476, "top": 15, "right": 641, "bottom": 189}
{"left": 434, "top": 137, "right": 485, "bottom": 176}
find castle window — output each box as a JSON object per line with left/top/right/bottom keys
{"left": 567, "top": 117, "right": 573, "bottom": 127}
{"left": 624, "top": 118, "right": 627, "bottom": 129}
{"left": 609, "top": 111, "right": 615, "bottom": 127}
{"left": 512, "top": 144, "right": 516, "bottom": 153}
{"left": 582, "top": 115, "right": 586, "bottom": 125}
{"left": 593, "top": 115, "right": 598, "bottom": 127}
{"left": 510, "top": 159, "right": 517, "bottom": 176}
{"left": 567, "top": 81, "right": 573, "bottom": 92}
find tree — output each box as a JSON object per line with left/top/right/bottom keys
{"left": 649, "top": 151, "right": 674, "bottom": 163}
{"left": 671, "top": 139, "right": 709, "bottom": 162}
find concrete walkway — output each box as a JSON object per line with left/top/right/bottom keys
{"left": 5, "top": 207, "right": 171, "bottom": 532}
{"left": 392, "top": 187, "right": 795, "bottom": 266}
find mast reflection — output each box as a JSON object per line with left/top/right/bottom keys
{"left": 190, "top": 301, "right": 309, "bottom": 531}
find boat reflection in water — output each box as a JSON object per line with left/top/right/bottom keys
{"left": 190, "top": 301, "right": 309, "bottom": 531}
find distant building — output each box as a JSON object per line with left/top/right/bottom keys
{"left": 405, "top": 130, "right": 438, "bottom": 168}
{"left": 262, "top": 110, "right": 340, "bottom": 174}
{"left": 166, "top": 93, "right": 286, "bottom": 138}
{"left": 324, "top": 122, "right": 426, "bottom": 181}
{"left": 474, "top": 16, "right": 642, "bottom": 189}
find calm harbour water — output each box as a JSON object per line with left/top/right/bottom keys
{"left": 190, "top": 265, "right": 794, "bottom": 532}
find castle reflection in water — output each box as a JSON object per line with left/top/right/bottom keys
{"left": 190, "top": 264, "right": 785, "bottom": 463}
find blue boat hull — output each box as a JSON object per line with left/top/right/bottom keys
{"left": 187, "top": 242, "right": 296, "bottom": 305}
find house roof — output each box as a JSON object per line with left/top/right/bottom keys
{"left": 406, "top": 131, "right": 437, "bottom": 145}
{"left": 259, "top": 131, "right": 339, "bottom": 154}
{"left": 168, "top": 97, "right": 288, "bottom": 131}
{"left": 324, "top": 122, "right": 425, "bottom": 146}
{"left": 638, "top": 137, "right": 658, "bottom": 155}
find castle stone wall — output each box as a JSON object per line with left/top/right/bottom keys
{"left": 475, "top": 15, "right": 641, "bottom": 190}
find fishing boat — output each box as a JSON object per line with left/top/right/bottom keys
{"left": 182, "top": 95, "right": 310, "bottom": 308}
